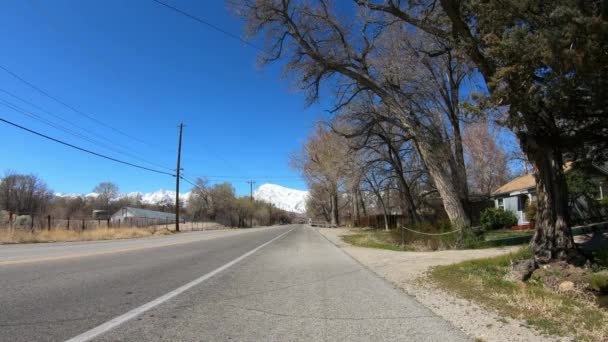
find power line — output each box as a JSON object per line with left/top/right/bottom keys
{"left": 151, "top": 0, "right": 269, "bottom": 55}
{"left": 0, "top": 64, "right": 159, "bottom": 149}
{"left": 0, "top": 117, "right": 175, "bottom": 176}
{"left": 0, "top": 87, "right": 159, "bottom": 160}
{"left": 0, "top": 98, "right": 174, "bottom": 171}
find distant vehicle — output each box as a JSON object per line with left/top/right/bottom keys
{"left": 92, "top": 210, "right": 109, "bottom": 220}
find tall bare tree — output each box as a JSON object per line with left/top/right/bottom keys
{"left": 291, "top": 125, "right": 349, "bottom": 225}
{"left": 234, "top": 0, "right": 472, "bottom": 227}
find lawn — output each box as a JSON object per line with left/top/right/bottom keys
{"left": 341, "top": 230, "right": 411, "bottom": 251}
{"left": 430, "top": 248, "right": 608, "bottom": 341}
{"left": 340, "top": 226, "right": 462, "bottom": 251}
{"left": 485, "top": 228, "right": 534, "bottom": 241}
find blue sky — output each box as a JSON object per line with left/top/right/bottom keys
{"left": 0, "top": 0, "right": 328, "bottom": 195}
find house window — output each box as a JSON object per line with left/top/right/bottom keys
{"left": 497, "top": 198, "right": 505, "bottom": 210}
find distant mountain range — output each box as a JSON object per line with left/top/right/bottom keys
{"left": 253, "top": 183, "right": 308, "bottom": 214}
{"left": 56, "top": 183, "right": 308, "bottom": 214}
{"left": 55, "top": 190, "right": 191, "bottom": 204}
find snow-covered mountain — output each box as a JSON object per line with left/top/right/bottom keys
{"left": 125, "top": 190, "right": 191, "bottom": 204}
{"left": 253, "top": 183, "right": 308, "bottom": 214}
{"left": 55, "top": 190, "right": 191, "bottom": 204}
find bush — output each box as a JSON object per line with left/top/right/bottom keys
{"left": 525, "top": 202, "right": 537, "bottom": 227}
{"left": 480, "top": 208, "right": 518, "bottom": 230}
{"left": 590, "top": 271, "right": 608, "bottom": 293}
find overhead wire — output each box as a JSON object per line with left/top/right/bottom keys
{"left": 0, "top": 64, "right": 160, "bottom": 149}
{"left": 0, "top": 88, "right": 153, "bottom": 158}
{"left": 0, "top": 117, "right": 175, "bottom": 176}
{"left": 150, "top": 0, "right": 268, "bottom": 55}
{"left": 0, "top": 98, "right": 174, "bottom": 171}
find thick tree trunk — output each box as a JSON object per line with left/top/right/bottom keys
{"left": 418, "top": 141, "right": 471, "bottom": 227}
{"left": 330, "top": 190, "right": 339, "bottom": 226}
{"left": 520, "top": 134, "right": 580, "bottom": 264}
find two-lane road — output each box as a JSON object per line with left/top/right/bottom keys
{"left": 0, "top": 225, "right": 468, "bottom": 341}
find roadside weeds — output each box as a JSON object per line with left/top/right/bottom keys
{"left": 431, "top": 248, "right": 608, "bottom": 341}
{"left": 0, "top": 227, "right": 173, "bottom": 244}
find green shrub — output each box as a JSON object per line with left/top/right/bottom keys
{"left": 462, "top": 228, "right": 488, "bottom": 249}
{"left": 590, "top": 271, "right": 608, "bottom": 293}
{"left": 480, "top": 208, "right": 518, "bottom": 230}
{"left": 525, "top": 202, "right": 537, "bottom": 227}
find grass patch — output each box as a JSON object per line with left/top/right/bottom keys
{"left": 340, "top": 225, "right": 466, "bottom": 251}
{"left": 341, "top": 231, "right": 411, "bottom": 251}
{"left": 0, "top": 227, "right": 173, "bottom": 244}
{"left": 430, "top": 247, "right": 608, "bottom": 341}
{"left": 485, "top": 229, "right": 533, "bottom": 241}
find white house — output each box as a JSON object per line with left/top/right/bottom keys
{"left": 492, "top": 163, "right": 608, "bottom": 228}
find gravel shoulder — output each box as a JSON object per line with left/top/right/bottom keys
{"left": 318, "top": 227, "right": 568, "bottom": 342}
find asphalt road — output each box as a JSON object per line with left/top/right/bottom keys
{"left": 0, "top": 225, "right": 468, "bottom": 341}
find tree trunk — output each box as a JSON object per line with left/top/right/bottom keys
{"left": 352, "top": 189, "right": 360, "bottom": 227}
{"left": 358, "top": 190, "right": 367, "bottom": 216}
{"left": 520, "top": 134, "right": 580, "bottom": 264}
{"left": 330, "top": 189, "right": 339, "bottom": 226}
{"left": 394, "top": 172, "right": 420, "bottom": 225}
{"left": 418, "top": 141, "right": 471, "bottom": 227}
{"left": 378, "top": 196, "right": 390, "bottom": 231}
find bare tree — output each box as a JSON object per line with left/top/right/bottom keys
{"left": 0, "top": 171, "right": 53, "bottom": 214}
{"left": 233, "top": 0, "right": 472, "bottom": 227}
{"left": 463, "top": 121, "right": 510, "bottom": 197}
{"left": 93, "top": 182, "right": 119, "bottom": 212}
{"left": 291, "top": 125, "right": 349, "bottom": 225}
{"left": 187, "top": 177, "right": 211, "bottom": 220}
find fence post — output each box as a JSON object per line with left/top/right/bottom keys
{"left": 107, "top": 218, "right": 110, "bottom": 229}
{"left": 47, "top": 215, "right": 51, "bottom": 231}
{"left": 82, "top": 219, "right": 85, "bottom": 231}
{"left": 30, "top": 214, "right": 34, "bottom": 232}
{"left": 67, "top": 217, "right": 70, "bottom": 230}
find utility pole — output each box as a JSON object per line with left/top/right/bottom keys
{"left": 247, "top": 180, "right": 256, "bottom": 202}
{"left": 247, "top": 180, "right": 256, "bottom": 228}
{"left": 175, "top": 123, "right": 184, "bottom": 232}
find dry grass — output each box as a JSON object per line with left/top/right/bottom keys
{"left": 430, "top": 248, "right": 608, "bottom": 341}
{"left": 0, "top": 227, "right": 173, "bottom": 244}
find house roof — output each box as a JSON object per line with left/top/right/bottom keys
{"left": 492, "top": 161, "right": 608, "bottom": 197}
{"left": 112, "top": 207, "right": 176, "bottom": 220}
{"left": 492, "top": 174, "right": 536, "bottom": 196}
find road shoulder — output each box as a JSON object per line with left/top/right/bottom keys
{"left": 318, "top": 227, "right": 567, "bottom": 342}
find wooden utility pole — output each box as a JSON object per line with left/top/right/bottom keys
{"left": 175, "top": 123, "right": 184, "bottom": 232}
{"left": 247, "top": 180, "right": 256, "bottom": 228}
{"left": 247, "top": 180, "right": 256, "bottom": 202}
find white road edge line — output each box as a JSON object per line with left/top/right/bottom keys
{"left": 65, "top": 227, "right": 296, "bottom": 342}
